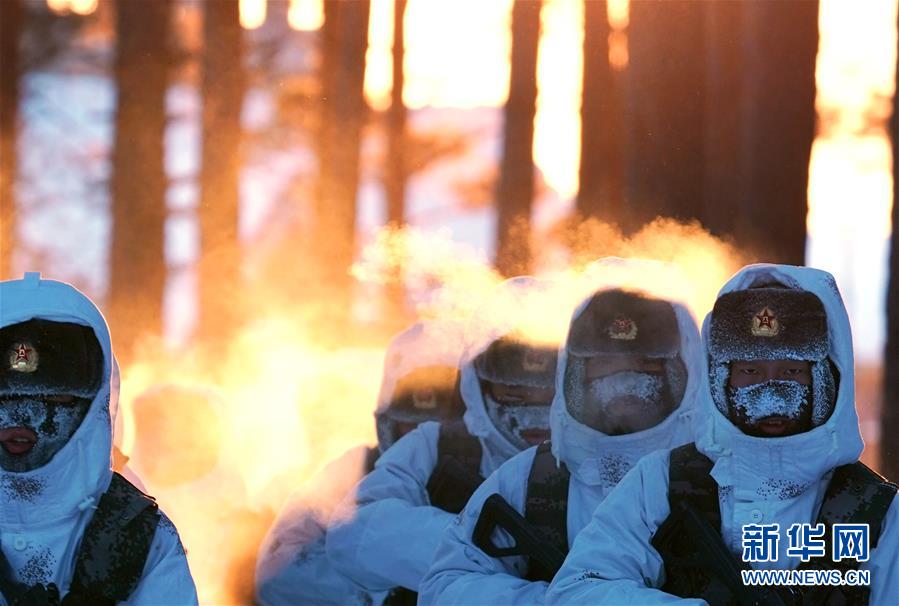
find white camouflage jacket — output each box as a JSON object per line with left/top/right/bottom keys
{"left": 546, "top": 264, "right": 899, "bottom": 605}
{"left": 420, "top": 270, "right": 702, "bottom": 605}
{"left": 0, "top": 273, "right": 197, "bottom": 605}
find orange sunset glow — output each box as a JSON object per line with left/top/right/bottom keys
{"left": 46, "top": 0, "right": 898, "bottom": 228}
{"left": 31, "top": 1, "right": 899, "bottom": 604}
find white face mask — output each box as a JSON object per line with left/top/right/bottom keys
{"left": 583, "top": 371, "right": 668, "bottom": 435}
{"left": 727, "top": 380, "right": 811, "bottom": 424}
{"left": 483, "top": 394, "right": 551, "bottom": 451}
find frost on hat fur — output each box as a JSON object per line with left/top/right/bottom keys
{"left": 708, "top": 284, "right": 836, "bottom": 427}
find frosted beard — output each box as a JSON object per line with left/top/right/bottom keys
{"left": 726, "top": 380, "right": 812, "bottom": 425}
{"left": 483, "top": 395, "right": 551, "bottom": 451}
{"left": 0, "top": 396, "right": 91, "bottom": 472}
{"left": 585, "top": 371, "right": 667, "bottom": 435}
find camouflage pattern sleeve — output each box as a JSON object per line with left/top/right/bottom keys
{"left": 120, "top": 511, "right": 198, "bottom": 605}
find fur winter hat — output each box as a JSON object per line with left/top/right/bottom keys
{"left": 474, "top": 334, "right": 557, "bottom": 389}
{"left": 0, "top": 319, "right": 103, "bottom": 398}
{"left": 567, "top": 289, "right": 681, "bottom": 358}
{"left": 708, "top": 286, "right": 836, "bottom": 427}
{"left": 382, "top": 365, "right": 460, "bottom": 422}
{"left": 564, "top": 289, "right": 687, "bottom": 429}
{"left": 376, "top": 364, "right": 461, "bottom": 450}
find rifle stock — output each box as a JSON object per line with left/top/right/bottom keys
{"left": 472, "top": 493, "right": 566, "bottom": 577}
{"left": 654, "top": 501, "right": 798, "bottom": 606}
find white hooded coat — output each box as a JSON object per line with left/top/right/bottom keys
{"left": 326, "top": 278, "right": 549, "bottom": 594}
{"left": 418, "top": 279, "right": 701, "bottom": 605}
{"left": 256, "top": 321, "right": 461, "bottom": 605}
{"left": 546, "top": 264, "right": 899, "bottom": 605}
{"left": 0, "top": 273, "right": 197, "bottom": 605}
{"left": 255, "top": 444, "right": 381, "bottom": 606}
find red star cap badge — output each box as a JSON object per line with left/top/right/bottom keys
{"left": 751, "top": 307, "right": 780, "bottom": 337}
{"left": 9, "top": 342, "right": 39, "bottom": 372}
{"left": 608, "top": 316, "right": 638, "bottom": 341}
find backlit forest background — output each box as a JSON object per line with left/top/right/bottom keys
{"left": 1, "top": 0, "right": 898, "bottom": 603}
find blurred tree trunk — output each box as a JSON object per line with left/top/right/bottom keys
{"left": 108, "top": 0, "right": 171, "bottom": 361}
{"left": 0, "top": 0, "right": 23, "bottom": 280}
{"left": 576, "top": 0, "right": 623, "bottom": 226}
{"left": 734, "top": 1, "right": 817, "bottom": 265}
{"left": 881, "top": 8, "right": 899, "bottom": 481}
{"left": 315, "top": 0, "right": 371, "bottom": 332}
{"left": 496, "top": 0, "right": 541, "bottom": 277}
{"left": 196, "top": 0, "right": 245, "bottom": 343}
{"left": 701, "top": 1, "right": 744, "bottom": 239}
{"left": 385, "top": 0, "right": 409, "bottom": 323}
{"left": 386, "top": 0, "right": 407, "bottom": 227}
{"left": 624, "top": 0, "right": 705, "bottom": 232}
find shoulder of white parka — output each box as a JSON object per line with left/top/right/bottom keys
{"left": 375, "top": 320, "right": 465, "bottom": 415}
{"left": 693, "top": 263, "right": 863, "bottom": 470}
{"left": 549, "top": 258, "right": 703, "bottom": 476}
{"left": 325, "top": 421, "right": 449, "bottom": 592}
{"left": 418, "top": 445, "right": 544, "bottom": 606}
{"left": 258, "top": 443, "right": 373, "bottom": 572}
{"left": 459, "top": 276, "right": 553, "bottom": 474}
{"left": 121, "top": 512, "right": 199, "bottom": 605}
{"left": 0, "top": 274, "right": 116, "bottom": 523}
{"left": 255, "top": 444, "right": 375, "bottom": 606}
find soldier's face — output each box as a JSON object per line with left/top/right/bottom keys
{"left": 0, "top": 393, "right": 91, "bottom": 472}
{"left": 484, "top": 382, "right": 554, "bottom": 447}
{"left": 728, "top": 359, "right": 812, "bottom": 388}
{"left": 727, "top": 359, "right": 812, "bottom": 437}
{"left": 582, "top": 355, "right": 673, "bottom": 435}
{"left": 585, "top": 355, "right": 665, "bottom": 379}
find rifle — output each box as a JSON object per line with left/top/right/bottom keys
{"left": 472, "top": 493, "right": 566, "bottom": 577}
{"left": 653, "top": 501, "right": 800, "bottom": 606}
